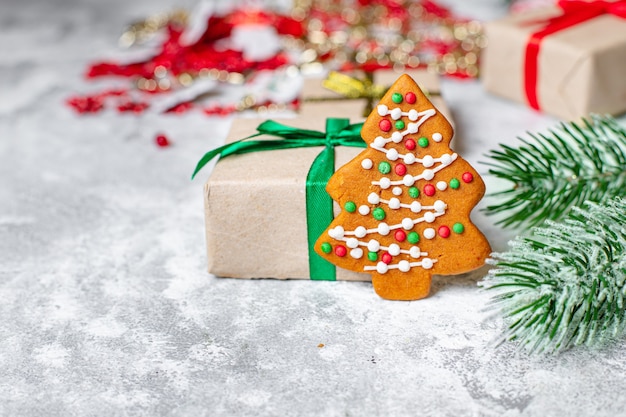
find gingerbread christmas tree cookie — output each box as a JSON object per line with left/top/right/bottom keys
{"left": 315, "top": 74, "right": 491, "bottom": 300}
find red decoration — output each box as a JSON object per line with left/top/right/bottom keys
{"left": 166, "top": 102, "right": 194, "bottom": 114}
{"left": 155, "top": 134, "right": 170, "bottom": 147}
{"left": 118, "top": 101, "right": 149, "bottom": 113}
{"left": 68, "top": 8, "right": 303, "bottom": 117}
{"left": 405, "top": 92, "right": 416, "bottom": 104}
{"left": 379, "top": 119, "right": 392, "bottom": 132}
{"left": 462, "top": 172, "right": 474, "bottom": 183}
{"left": 66, "top": 89, "right": 128, "bottom": 114}
{"left": 86, "top": 10, "right": 300, "bottom": 81}
{"left": 395, "top": 163, "right": 407, "bottom": 176}
{"left": 394, "top": 230, "right": 407, "bottom": 242}
{"left": 405, "top": 138, "right": 416, "bottom": 150}
{"left": 438, "top": 225, "right": 451, "bottom": 238}
{"left": 523, "top": 0, "right": 626, "bottom": 110}
{"left": 424, "top": 184, "right": 436, "bottom": 196}
{"left": 66, "top": 96, "right": 104, "bottom": 113}
{"left": 381, "top": 252, "right": 393, "bottom": 264}
{"left": 335, "top": 245, "right": 347, "bottom": 257}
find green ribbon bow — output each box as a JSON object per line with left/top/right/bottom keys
{"left": 192, "top": 118, "right": 366, "bottom": 280}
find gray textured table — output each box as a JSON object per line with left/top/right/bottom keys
{"left": 2, "top": 0, "right": 626, "bottom": 416}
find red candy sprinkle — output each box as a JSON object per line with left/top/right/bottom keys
{"left": 379, "top": 119, "right": 392, "bottom": 132}
{"left": 155, "top": 134, "right": 170, "bottom": 147}
{"left": 462, "top": 172, "right": 474, "bottom": 183}
{"left": 405, "top": 92, "right": 417, "bottom": 104}
{"left": 405, "top": 139, "right": 416, "bottom": 150}
{"left": 381, "top": 252, "right": 393, "bottom": 264}
{"left": 424, "top": 184, "right": 436, "bottom": 196}
{"left": 335, "top": 245, "right": 347, "bottom": 257}
{"left": 438, "top": 226, "right": 451, "bottom": 238}
{"left": 394, "top": 230, "right": 407, "bottom": 242}
{"left": 395, "top": 163, "right": 407, "bottom": 176}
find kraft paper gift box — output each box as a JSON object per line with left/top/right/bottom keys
{"left": 481, "top": 5, "right": 626, "bottom": 120}
{"left": 203, "top": 116, "right": 370, "bottom": 281}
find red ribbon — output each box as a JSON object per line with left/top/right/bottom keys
{"left": 524, "top": 0, "right": 626, "bottom": 110}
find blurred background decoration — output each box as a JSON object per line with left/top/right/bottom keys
{"left": 66, "top": 0, "right": 510, "bottom": 118}
{"left": 290, "top": 0, "right": 484, "bottom": 77}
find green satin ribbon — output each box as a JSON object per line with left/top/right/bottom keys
{"left": 192, "top": 118, "right": 366, "bottom": 280}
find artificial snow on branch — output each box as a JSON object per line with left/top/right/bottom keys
{"left": 481, "top": 197, "right": 626, "bottom": 354}
{"left": 483, "top": 115, "right": 626, "bottom": 228}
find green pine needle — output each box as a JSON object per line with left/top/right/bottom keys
{"left": 481, "top": 197, "right": 626, "bottom": 354}
{"left": 483, "top": 115, "right": 626, "bottom": 228}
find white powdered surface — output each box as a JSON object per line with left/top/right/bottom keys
{"left": 1, "top": 0, "right": 626, "bottom": 416}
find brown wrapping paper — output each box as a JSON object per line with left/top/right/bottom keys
{"left": 204, "top": 73, "right": 455, "bottom": 281}
{"left": 204, "top": 116, "right": 369, "bottom": 281}
{"left": 482, "top": 7, "right": 626, "bottom": 120}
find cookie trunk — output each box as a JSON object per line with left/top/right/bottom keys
{"left": 372, "top": 270, "right": 432, "bottom": 301}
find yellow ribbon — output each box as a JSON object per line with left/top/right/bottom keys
{"left": 322, "top": 71, "right": 387, "bottom": 100}
{"left": 314, "top": 72, "right": 437, "bottom": 117}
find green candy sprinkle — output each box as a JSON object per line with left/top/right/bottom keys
{"left": 418, "top": 137, "right": 429, "bottom": 148}
{"left": 452, "top": 223, "right": 465, "bottom": 234}
{"left": 344, "top": 201, "right": 356, "bottom": 213}
{"left": 409, "top": 186, "right": 419, "bottom": 198}
{"left": 407, "top": 232, "right": 420, "bottom": 244}
{"left": 450, "top": 178, "right": 460, "bottom": 189}
{"left": 321, "top": 242, "right": 332, "bottom": 253}
{"left": 395, "top": 120, "right": 405, "bottom": 130}
{"left": 378, "top": 161, "right": 391, "bottom": 174}
{"left": 373, "top": 207, "right": 386, "bottom": 220}
{"left": 392, "top": 93, "right": 403, "bottom": 103}
{"left": 368, "top": 252, "right": 378, "bottom": 262}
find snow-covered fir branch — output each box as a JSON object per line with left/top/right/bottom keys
{"left": 483, "top": 115, "right": 626, "bottom": 228}
{"left": 481, "top": 197, "right": 626, "bottom": 354}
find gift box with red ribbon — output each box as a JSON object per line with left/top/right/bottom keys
{"left": 481, "top": 0, "right": 626, "bottom": 120}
